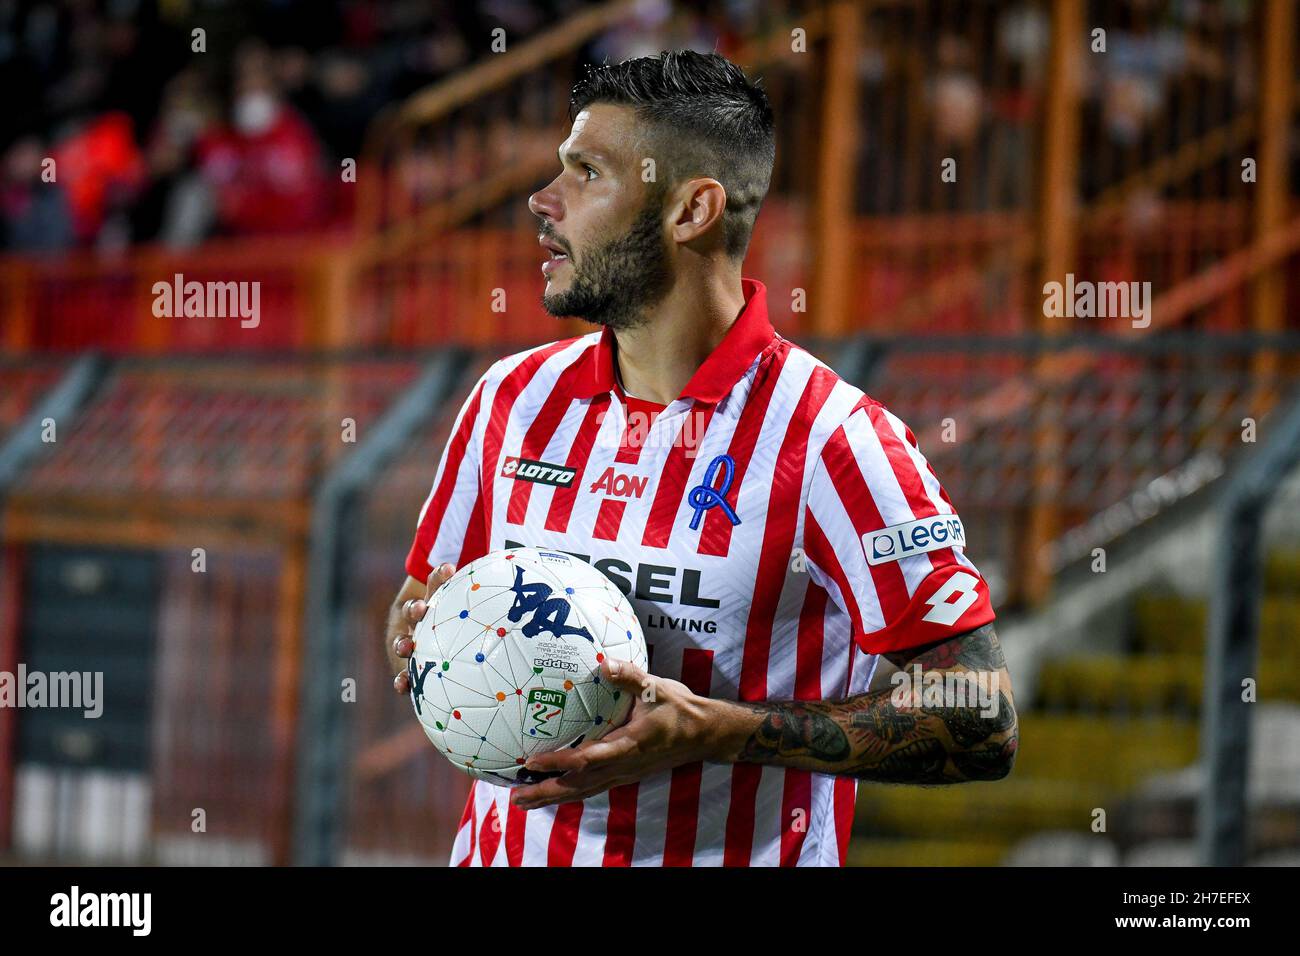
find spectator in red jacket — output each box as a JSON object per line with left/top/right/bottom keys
{"left": 197, "top": 42, "right": 329, "bottom": 236}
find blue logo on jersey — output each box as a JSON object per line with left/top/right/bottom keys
{"left": 687, "top": 454, "right": 741, "bottom": 530}
{"left": 507, "top": 565, "right": 593, "bottom": 642}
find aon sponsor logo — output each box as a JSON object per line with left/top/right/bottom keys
{"left": 589, "top": 466, "right": 649, "bottom": 499}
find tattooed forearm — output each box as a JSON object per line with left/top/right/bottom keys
{"left": 858, "top": 739, "right": 950, "bottom": 784}
{"left": 728, "top": 625, "right": 1018, "bottom": 784}
{"left": 951, "top": 737, "right": 1019, "bottom": 780}
{"left": 883, "top": 623, "right": 1008, "bottom": 671}
{"left": 738, "top": 707, "right": 852, "bottom": 766}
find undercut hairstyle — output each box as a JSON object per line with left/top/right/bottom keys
{"left": 570, "top": 50, "right": 776, "bottom": 260}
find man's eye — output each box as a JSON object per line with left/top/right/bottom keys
{"left": 582, "top": 164, "right": 598, "bottom": 181}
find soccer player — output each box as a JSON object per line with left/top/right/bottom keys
{"left": 388, "top": 51, "right": 1017, "bottom": 867}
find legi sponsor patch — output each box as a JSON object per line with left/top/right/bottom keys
{"left": 864, "top": 514, "right": 967, "bottom": 566}
{"left": 500, "top": 456, "right": 577, "bottom": 487}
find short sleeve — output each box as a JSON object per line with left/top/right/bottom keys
{"left": 802, "top": 401, "right": 995, "bottom": 655}
{"left": 405, "top": 374, "right": 489, "bottom": 583}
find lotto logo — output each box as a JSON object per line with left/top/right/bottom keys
{"left": 501, "top": 456, "right": 577, "bottom": 487}
{"left": 589, "top": 466, "right": 649, "bottom": 499}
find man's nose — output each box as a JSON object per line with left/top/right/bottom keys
{"left": 528, "top": 181, "right": 562, "bottom": 222}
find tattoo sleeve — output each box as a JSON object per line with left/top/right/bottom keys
{"left": 731, "top": 624, "right": 1018, "bottom": 784}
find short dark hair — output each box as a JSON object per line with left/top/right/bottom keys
{"left": 570, "top": 50, "right": 776, "bottom": 260}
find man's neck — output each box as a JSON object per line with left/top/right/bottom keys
{"left": 610, "top": 272, "right": 747, "bottom": 404}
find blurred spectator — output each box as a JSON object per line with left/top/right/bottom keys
{"left": 591, "top": 0, "right": 721, "bottom": 62}
{"left": 0, "top": 0, "right": 583, "bottom": 250}
{"left": 195, "top": 42, "right": 329, "bottom": 236}
{"left": 298, "top": 50, "right": 387, "bottom": 164}
{"left": 50, "top": 112, "right": 144, "bottom": 245}
{"left": 1, "top": 135, "right": 74, "bottom": 253}
{"left": 930, "top": 40, "right": 984, "bottom": 151}
{"left": 130, "top": 68, "right": 220, "bottom": 248}
{"left": 0, "top": 0, "right": 1271, "bottom": 251}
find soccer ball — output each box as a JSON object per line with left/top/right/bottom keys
{"left": 406, "top": 547, "right": 648, "bottom": 787}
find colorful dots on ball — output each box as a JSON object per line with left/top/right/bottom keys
{"left": 475, "top": 652, "right": 485, "bottom": 663}
{"left": 497, "top": 627, "right": 507, "bottom": 637}
{"left": 452, "top": 710, "right": 461, "bottom": 720}
{"left": 459, "top": 609, "right": 468, "bottom": 619}
{"left": 496, "top": 692, "right": 506, "bottom": 701}
{"left": 563, "top": 680, "right": 573, "bottom": 690}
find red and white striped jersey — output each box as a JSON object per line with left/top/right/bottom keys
{"left": 406, "top": 278, "right": 995, "bottom": 867}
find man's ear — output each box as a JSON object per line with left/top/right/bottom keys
{"left": 668, "top": 178, "right": 727, "bottom": 249}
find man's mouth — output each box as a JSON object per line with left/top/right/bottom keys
{"left": 539, "top": 236, "right": 570, "bottom": 275}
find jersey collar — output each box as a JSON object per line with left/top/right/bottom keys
{"left": 573, "top": 277, "right": 778, "bottom": 404}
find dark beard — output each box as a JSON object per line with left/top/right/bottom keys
{"left": 541, "top": 205, "right": 671, "bottom": 331}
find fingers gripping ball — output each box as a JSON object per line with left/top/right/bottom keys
{"left": 406, "top": 548, "right": 648, "bottom": 787}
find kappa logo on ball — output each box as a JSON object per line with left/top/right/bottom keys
{"left": 508, "top": 565, "right": 594, "bottom": 642}
{"left": 865, "top": 514, "right": 967, "bottom": 566}
{"left": 533, "top": 656, "right": 579, "bottom": 673}
{"left": 500, "top": 456, "right": 577, "bottom": 487}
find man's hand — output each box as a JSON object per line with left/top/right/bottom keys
{"left": 388, "top": 563, "right": 457, "bottom": 695}
{"left": 513, "top": 623, "right": 1017, "bottom": 808}
{"left": 510, "top": 658, "right": 723, "bottom": 810}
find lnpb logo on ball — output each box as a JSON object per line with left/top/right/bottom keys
{"left": 865, "top": 514, "right": 967, "bottom": 566}
{"left": 527, "top": 687, "right": 567, "bottom": 737}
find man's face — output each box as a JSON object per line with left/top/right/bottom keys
{"left": 528, "top": 104, "right": 672, "bottom": 330}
